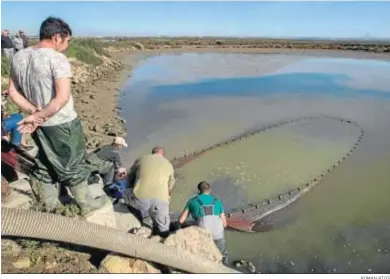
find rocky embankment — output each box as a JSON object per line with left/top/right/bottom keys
{"left": 68, "top": 55, "right": 129, "bottom": 149}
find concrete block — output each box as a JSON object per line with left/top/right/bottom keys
{"left": 86, "top": 201, "right": 118, "bottom": 229}
{"left": 113, "top": 202, "right": 141, "bottom": 232}
{"left": 88, "top": 183, "right": 106, "bottom": 198}
{"left": 87, "top": 184, "right": 141, "bottom": 231}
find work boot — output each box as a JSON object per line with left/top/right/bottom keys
{"left": 30, "top": 179, "right": 61, "bottom": 211}
{"left": 69, "top": 180, "right": 110, "bottom": 216}
{"left": 87, "top": 174, "right": 100, "bottom": 185}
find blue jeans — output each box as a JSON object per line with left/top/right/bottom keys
{"left": 3, "top": 113, "right": 23, "bottom": 146}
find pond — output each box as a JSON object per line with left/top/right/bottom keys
{"left": 119, "top": 52, "right": 390, "bottom": 273}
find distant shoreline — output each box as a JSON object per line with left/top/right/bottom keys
{"left": 25, "top": 36, "right": 390, "bottom": 45}
{"left": 128, "top": 47, "right": 390, "bottom": 61}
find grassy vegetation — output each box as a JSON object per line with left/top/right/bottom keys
{"left": 65, "top": 39, "right": 109, "bottom": 65}
{"left": 1, "top": 56, "right": 11, "bottom": 76}
{"left": 1, "top": 56, "right": 20, "bottom": 114}
{"left": 27, "top": 39, "right": 38, "bottom": 46}
{"left": 4, "top": 100, "right": 20, "bottom": 115}
{"left": 100, "top": 36, "right": 390, "bottom": 53}
{"left": 27, "top": 38, "right": 109, "bottom": 65}
{"left": 111, "top": 39, "right": 145, "bottom": 50}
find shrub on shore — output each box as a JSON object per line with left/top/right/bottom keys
{"left": 1, "top": 56, "right": 11, "bottom": 76}
{"left": 65, "top": 39, "right": 108, "bottom": 65}
{"left": 73, "top": 38, "right": 109, "bottom": 57}
{"left": 112, "top": 39, "right": 145, "bottom": 50}
{"left": 8, "top": 38, "right": 109, "bottom": 67}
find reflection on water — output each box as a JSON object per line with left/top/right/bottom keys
{"left": 120, "top": 53, "right": 390, "bottom": 273}
{"left": 148, "top": 72, "right": 389, "bottom": 103}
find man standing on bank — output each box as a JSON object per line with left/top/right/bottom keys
{"left": 1, "top": 30, "right": 15, "bottom": 59}
{"left": 178, "top": 181, "right": 229, "bottom": 264}
{"left": 9, "top": 16, "right": 109, "bottom": 214}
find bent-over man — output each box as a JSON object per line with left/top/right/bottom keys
{"left": 179, "top": 181, "right": 228, "bottom": 264}
{"left": 125, "top": 146, "right": 175, "bottom": 237}
{"left": 86, "top": 136, "right": 128, "bottom": 187}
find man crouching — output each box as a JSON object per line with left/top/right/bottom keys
{"left": 178, "top": 181, "right": 228, "bottom": 264}
{"left": 125, "top": 146, "right": 175, "bottom": 238}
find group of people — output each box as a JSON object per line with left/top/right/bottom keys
{"left": 1, "top": 29, "right": 29, "bottom": 60}
{"left": 122, "top": 146, "right": 229, "bottom": 264}
{"left": 3, "top": 16, "right": 228, "bottom": 265}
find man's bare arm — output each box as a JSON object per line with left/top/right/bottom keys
{"left": 127, "top": 159, "right": 139, "bottom": 188}
{"left": 33, "top": 78, "right": 70, "bottom": 119}
{"left": 168, "top": 174, "right": 175, "bottom": 196}
{"left": 168, "top": 165, "right": 176, "bottom": 196}
{"left": 178, "top": 209, "right": 189, "bottom": 224}
{"left": 220, "top": 213, "right": 227, "bottom": 228}
{"left": 8, "top": 78, "right": 37, "bottom": 113}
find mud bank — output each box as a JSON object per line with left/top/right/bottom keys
{"left": 71, "top": 53, "right": 146, "bottom": 149}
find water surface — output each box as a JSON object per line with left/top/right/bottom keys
{"left": 120, "top": 53, "right": 390, "bottom": 273}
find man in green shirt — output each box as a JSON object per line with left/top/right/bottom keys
{"left": 179, "top": 181, "right": 228, "bottom": 264}
{"left": 125, "top": 146, "right": 175, "bottom": 237}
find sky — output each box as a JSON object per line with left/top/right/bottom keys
{"left": 1, "top": 1, "right": 390, "bottom": 39}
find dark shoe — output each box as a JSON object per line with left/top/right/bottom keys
{"left": 169, "top": 221, "right": 182, "bottom": 232}
{"left": 129, "top": 227, "right": 140, "bottom": 234}
{"left": 103, "top": 183, "right": 122, "bottom": 199}
{"left": 222, "top": 255, "right": 229, "bottom": 265}
{"left": 87, "top": 174, "right": 100, "bottom": 185}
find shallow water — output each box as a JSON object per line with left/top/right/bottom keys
{"left": 170, "top": 117, "right": 361, "bottom": 213}
{"left": 120, "top": 52, "right": 390, "bottom": 273}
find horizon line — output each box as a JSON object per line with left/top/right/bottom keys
{"left": 22, "top": 35, "right": 390, "bottom": 41}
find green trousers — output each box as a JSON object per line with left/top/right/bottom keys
{"left": 85, "top": 152, "right": 116, "bottom": 185}
{"left": 31, "top": 118, "right": 90, "bottom": 187}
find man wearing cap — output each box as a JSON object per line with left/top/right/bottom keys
{"left": 85, "top": 136, "right": 128, "bottom": 188}
{"left": 19, "top": 30, "right": 28, "bottom": 49}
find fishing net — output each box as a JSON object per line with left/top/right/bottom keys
{"left": 169, "top": 116, "right": 363, "bottom": 230}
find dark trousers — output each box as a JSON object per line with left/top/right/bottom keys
{"left": 214, "top": 238, "right": 229, "bottom": 264}
{"left": 31, "top": 118, "right": 90, "bottom": 187}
